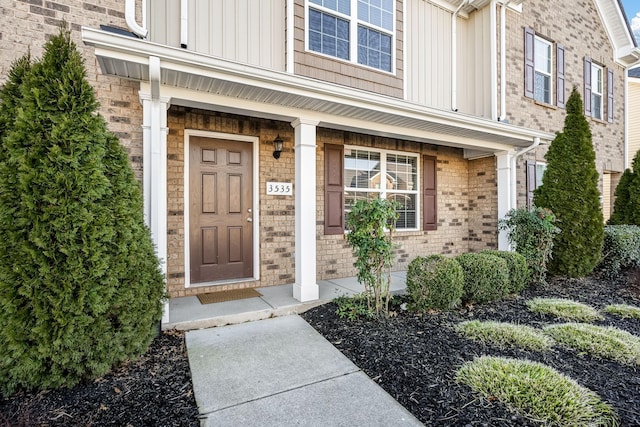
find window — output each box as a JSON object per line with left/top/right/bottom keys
{"left": 591, "top": 63, "right": 603, "bottom": 120}
{"left": 344, "top": 148, "right": 418, "bottom": 230}
{"left": 526, "top": 160, "right": 546, "bottom": 208}
{"left": 584, "top": 57, "right": 614, "bottom": 122}
{"left": 307, "top": 0, "right": 394, "bottom": 72}
{"left": 534, "top": 37, "right": 552, "bottom": 104}
{"left": 524, "top": 28, "right": 565, "bottom": 107}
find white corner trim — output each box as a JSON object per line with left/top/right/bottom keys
{"left": 183, "top": 130, "right": 260, "bottom": 289}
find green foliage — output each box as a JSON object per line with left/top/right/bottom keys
{"left": 406, "top": 254, "right": 464, "bottom": 312}
{"left": 598, "top": 225, "right": 640, "bottom": 278}
{"left": 604, "top": 304, "right": 640, "bottom": 320}
{"left": 0, "top": 53, "right": 31, "bottom": 155}
{"left": 456, "top": 356, "right": 619, "bottom": 427}
{"left": 455, "top": 253, "right": 509, "bottom": 304}
{"left": 334, "top": 294, "right": 372, "bottom": 321}
{"left": 345, "top": 197, "right": 399, "bottom": 317}
{"left": 543, "top": 323, "right": 640, "bottom": 366}
{"left": 609, "top": 150, "right": 640, "bottom": 226}
{"left": 480, "top": 250, "right": 529, "bottom": 294}
{"left": 456, "top": 320, "right": 554, "bottom": 352}
{"left": 499, "top": 207, "right": 559, "bottom": 286}
{"left": 533, "top": 87, "right": 604, "bottom": 278}
{"left": 0, "top": 26, "right": 165, "bottom": 396}
{"left": 526, "top": 298, "right": 603, "bottom": 322}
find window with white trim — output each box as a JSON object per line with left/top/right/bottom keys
{"left": 307, "top": 0, "right": 394, "bottom": 72}
{"left": 534, "top": 36, "right": 552, "bottom": 104}
{"left": 591, "top": 63, "right": 603, "bottom": 120}
{"left": 344, "top": 147, "right": 418, "bottom": 230}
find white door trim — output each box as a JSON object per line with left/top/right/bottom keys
{"left": 183, "top": 129, "right": 260, "bottom": 288}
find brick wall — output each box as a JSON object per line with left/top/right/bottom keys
{"left": 503, "top": 0, "right": 626, "bottom": 208}
{"left": 0, "top": 1, "right": 144, "bottom": 178}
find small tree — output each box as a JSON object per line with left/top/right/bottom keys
{"left": 345, "top": 198, "right": 399, "bottom": 317}
{"left": 0, "top": 53, "right": 31, "bottom": 161}
{"left": 499, "top": 207, "right": 559, "bottom": 286}
{"left": 0, "top": 27, "right": 165, "bottom": 395}
{"left": 609, "top": 150, "right": 640, "bottom": 225}
{"left": 534, "top": 87, "right": 604, "bottom": 277}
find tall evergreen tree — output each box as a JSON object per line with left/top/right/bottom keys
{"left": 609, "top": 150, "right": 640, "bottom": 225}
{"left": 0, "top": 27, "right": 165, "bottom": 395}
{"left": 534, "top": 87, "right": 604, "bottom": 277}
{"left": 0, "top": 54, "right": 31, "bottom": 159}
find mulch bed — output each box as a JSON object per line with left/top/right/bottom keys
{"left": 302, "top": 273, "right": 640, "bottom": 426}
{"left": 0, "top": 330, "right": 199, "bottom": 427}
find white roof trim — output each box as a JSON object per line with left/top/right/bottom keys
{"left": 82, "top": 27, "right": 552, "bottom": 151}
{"left": 594, "top": 0, "right": 640, "bottom": 67}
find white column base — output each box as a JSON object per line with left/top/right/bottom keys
{"left": 293, "top": 282, "right": 320, "bottom": 302}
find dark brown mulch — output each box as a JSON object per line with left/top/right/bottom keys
{"left": 0, "top": 330, "right": 199, "bottom": 427}
{"left": 302, "top": 273, "right": 640, "bottom": 427}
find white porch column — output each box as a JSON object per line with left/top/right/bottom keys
{"left": 496, "top": 151, "right": 515, "bottom": 251}
{"left": 140, "top": 91, "right": 170, "bottom": 323}
{"left": 292, "top": 118, "right": 319, "bottom": 301}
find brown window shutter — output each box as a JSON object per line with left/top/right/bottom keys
{"left": 556, "top": 44, "right": 566, "bottom": 108}
{"left": 526, "top": 160, "right": 536, "bottom": 208}
{"left": 607, "top": 68, "right": 614, "bottom": 123}
{"left": 422, "top": 155, "right": 437, "bottom": 231}
{"left": 324, "top": 144, "right": 344, "bottom": 235}
{"left": 584, "top": 57, "right": 592, "bottom": 116}
{"left": 524, "top": 27, "right": 535, "bottom": 99}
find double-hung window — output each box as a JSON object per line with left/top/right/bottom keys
{"left": 344, "top": 148, "right": 418, "bottom": 230}
{"left": 308, "top": 0, "right": 394, "bottom": 72}
{"left": 533, "top": 37, "right": 552, "bottom": 104}
{"left": 590, "top": 63, "right": 603, "bottom": 120}
{"left": 584, "top": 57, "right": 614, "bottom": 122}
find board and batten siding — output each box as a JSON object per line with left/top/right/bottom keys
{"left": 628, "top": 78, "right": 640, "bottom": 168}
{"left": 404, "top": 0, "right": 452, "bottom": 109}
{"left": 147, "top": 0, "right": 286, "bottom": 71}
{"left": 455, "top": 6, "right": 492, "bottom": 118}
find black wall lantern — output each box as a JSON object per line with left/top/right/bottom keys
{"left": 273, "top": 134, "right": 284, "bottom": 159}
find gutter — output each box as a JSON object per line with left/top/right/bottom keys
{"left": 125, "top": 0, "right": 147, "bottom": 38}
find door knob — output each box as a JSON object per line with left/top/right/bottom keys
{"left": 247, "top": 217, "right": 253, "bottom": 222}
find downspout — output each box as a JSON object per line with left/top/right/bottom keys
{"left": 624, "top": 70, "right": 629, "bottom": 168}
{"left": 499, "top": 0, "right": 512, "bottom": 121}
{"left": 490, "top": 0, "right": 498, "bottom": 120}
{"left": 451, "top": 0, "right": 470, "bottom": 111}
{"left": 180, "top": 0, "right": 188, "bottom": 48}
{"left": 125, "top": 0, "right": 148, "bottom": 38}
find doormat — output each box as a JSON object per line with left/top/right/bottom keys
{"left": 196, "top": 288, "right": 262, "bottom": 305}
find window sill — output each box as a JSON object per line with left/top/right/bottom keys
{"left": 533, "top": 100, "right": 557, "bottom": 110}
{"left": 589, "top": 117, "right": 610, "bottom": 125}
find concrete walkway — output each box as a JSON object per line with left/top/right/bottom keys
{"left": 186, "top": 315, "right": 422, "bottom": 426}
{"left": 179, "top": 272, "right": 423, "bottom": 426}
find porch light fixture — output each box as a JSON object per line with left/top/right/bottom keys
{"left": 273, "top": 134, "right": 284, "bottom": 159}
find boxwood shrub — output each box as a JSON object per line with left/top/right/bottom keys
{"left": 598, "top": 225, "right": 640, "bottom": 278}
{"left": 406, "top": 255, "right": 464, "bottom": 312}
{"left": 456, "top": 253, "right": 510, "bottom": 304}
{"left": 481, "top": 250, "right": 529, "bottom": 294}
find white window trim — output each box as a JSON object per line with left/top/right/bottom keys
{"left": 344, "top": 145, "right": 420, "bottom": 231}
{"left": 535, "top": 161, "right": 546, "bottom": 189}
{"left": 534, "top": 35, "right": 553, "bottom": 104}
{"left": 591, "top": 62, "right": 604, "bottom": 120}
{"left": 304, "top": 0, "right": 396, "bottom": 74}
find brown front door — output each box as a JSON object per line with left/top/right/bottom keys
{"left": 189, "top": 136, "right": 253, "bottom": 283}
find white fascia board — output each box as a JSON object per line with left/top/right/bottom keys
{"left": 83, "top": 26, "right": 552, "bottom": 145}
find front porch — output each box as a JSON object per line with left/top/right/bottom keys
{"left": 163, "top": 271, "right": 409, "bottom": 330}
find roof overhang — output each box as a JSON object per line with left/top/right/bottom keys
{"left": 594, "top": 0, "right": 640, "bottom": 67}
{"left": 82, "top": 27, "right": 553, "bottom": 155}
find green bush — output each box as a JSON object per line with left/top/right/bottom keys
{"left": 499, "top": 207, "right": 559, "bottom": 286}
{"left": 0, "top": 27, "right": 165, "bottom": 396}
{"left": 609, "top": 149, "right": 640, "bottom": 226}
{"left": 598, "top": 225, "right": 640, "bottom": 278}
{"left": 456, "top": 253, "right": 509, "bottom": 304}
{"left": 406, "top": 255, "right": 464, "bottom": 312}
{"left": 334, "top": 294, "right": 371, "bottom": 320}
{"left": 534, "top": 87, "right": 604, "bottom": 278}
{"left": 481, "top": 250, "right": 529, "bottom": 294}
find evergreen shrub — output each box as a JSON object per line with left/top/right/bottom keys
{"left": 598, "top": 225, "right": 640, "bottom": 278}
{"left": 0, "top": 27, "right": 165, "bottom": 396}
{"left": 481, "top": 250, "right": 529, "bottom": 294}
{"left": 609, "top": 150, "right": 640, "bottom": 226}
{"left": 456, "top": 253, "right": 509, "bottom": 304}
{"left": 406, "top": 254, "right": 464, "bottom": 312}
{"left": 533, "top": 87, "right": 604, "bottom": 277}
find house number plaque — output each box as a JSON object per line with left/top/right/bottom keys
{"left": 266, "top": 182, "right": 293, "bottom": 195}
